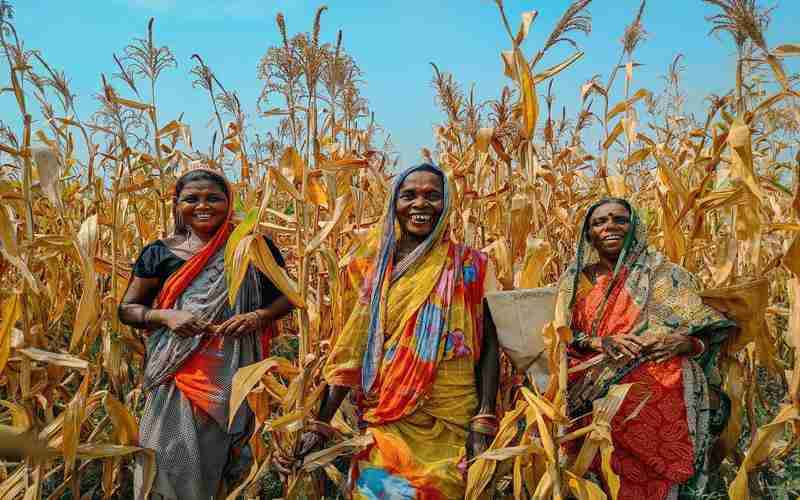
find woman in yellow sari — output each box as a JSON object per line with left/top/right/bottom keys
{"left": 295, "top": 163, "right": 500, "bottom": 499}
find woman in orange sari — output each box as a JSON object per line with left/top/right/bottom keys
{"left": 119, "top": 167, "right": 293, "bottom": 499}
{"left": 559, "top": 198, "right": 736, "bottom": 499}
{"left": 294, "top": 163, "right": 501, "bottom": 499}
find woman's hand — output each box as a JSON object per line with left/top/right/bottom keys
{"left": 216, "top": 312, "right": 263, "bottom": 337}
{"left": 294, "top": 431, "right": 327, "bottom": 464}
{"left": 590, "top": 334, "right": 643, "bottom": 361}
{"left": 466, "top": 430, "right": 493, "bottom": 462}
{"left": 272, "top": 430, "right": 327, "bottom": 476}
{"left": 639, "top": 333, "right": 693, "bottom": 363}
{"left": 162, "top": 310, "right": 210, "bottom": 338}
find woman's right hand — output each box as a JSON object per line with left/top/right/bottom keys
{"left": 273, "top": 431, "right": 327, "bottom": 474}
{"left": 590, "top": 334, "right": 643, "bottom": 361}
{"left": 161, "top": 310, "right": 209, "bottom": 338}
{"left": 295, "top": 431, "right": 327, "bottom": 461}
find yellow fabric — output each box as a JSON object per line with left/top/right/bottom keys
{"left": 353, "top": 355, "right": 477, "bottom": 499}
{"left": 325, "top": 236, "right": 491, "bottom": 498}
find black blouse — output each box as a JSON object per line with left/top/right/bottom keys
{"left": 132, "top": 236, "right": 287, "bottom": 307}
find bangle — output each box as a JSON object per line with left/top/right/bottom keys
{"left": 470, "top": 414, "right": 499, "bottom": 436}
{"left": 306, "top": 419, "right": 336, "bottom": 440}
{"left": 143, "top": 309, "right": 153, "bottom": 327}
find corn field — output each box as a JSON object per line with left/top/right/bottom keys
{"left": 1, "top": 0, "right": 800, "bottom": 498}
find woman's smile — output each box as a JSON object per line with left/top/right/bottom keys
{"left": 587, "top": 202, "right": 631, "bottom": 261}
{"left": 177, "top": 179, "right": 229, "bottom": 240}
{"left": 395, "top": 171, "right": 444, "bottom": 242}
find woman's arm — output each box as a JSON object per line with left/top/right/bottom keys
{"left": 118, "top": 276, "right": 162, "bottom": 329}
{"left": 216, "top": 295, "right": 294, "bottom": 337}
{"left": 476, "top": 301, "right": 500, "bottom": 414}
{"left": 466, "top": 301, "right": 501, "bottom": 461}
{"left": 293, "top": 384, "right": 350, "bottom": 461}
{"left": 118, "top": 276, "right": 208, "bottom": 337}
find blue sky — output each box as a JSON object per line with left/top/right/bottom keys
{"left": 3, "top": 0, "right": 799, "bottom": 166}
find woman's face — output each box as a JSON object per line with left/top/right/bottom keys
{"left": 395, "top": 171, "right": 445, "bottom": 241}
{"left": 587, "top": 202, "right": 631, "bottom": 261}
{"left": 177, "top": 179, "right": 229, "bottom": 239}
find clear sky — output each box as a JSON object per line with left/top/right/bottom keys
{"left": 2, "top": 0, "right": 799, "bottom": 166}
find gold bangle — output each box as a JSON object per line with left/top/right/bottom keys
{"left": 470, "top": 414, "right": 499, "bottom": 436}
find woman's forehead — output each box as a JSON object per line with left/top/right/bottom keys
{"left": 591, "top": 202, "right": 629, "bottom": 218}
{"left": 399, "top": 171, "right": 443, "bottom": 191}
{"left": 179, "top": 180, "right": 227, "bottom": 194}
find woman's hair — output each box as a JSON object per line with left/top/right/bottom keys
{"left": 583, "top": 197, "right": 633, "bottom": 241}
{"left": 175, "top": 169, "right": 230, "bottom": 199}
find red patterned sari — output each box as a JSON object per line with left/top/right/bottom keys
{"left": 558, "top": 200, "right": 735, "bottom": 499}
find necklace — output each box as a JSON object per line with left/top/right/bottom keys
{"left": 177, "top": 231, "right": 204, "bottom": 255}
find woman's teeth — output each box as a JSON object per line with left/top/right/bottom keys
{"left": 411, "top": 214, "right": 432, "bottom": 224}
{"left": 195, "top": 214, "right": 211, "bottom": 221}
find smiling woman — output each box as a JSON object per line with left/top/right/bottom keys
{"left": 118, "top": 167, "right": 294, "bottom": 499}
{"left": 559, "top": 198, "right": 738, "bottom": 499}
{"left": 291, "top": 163, "right": 501, "bottom": 498}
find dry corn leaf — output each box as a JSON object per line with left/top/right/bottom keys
{"left": 0, "top": 294, "right": 21, "bottom": 375}
{"left": 16, "top": 347, "right": 89, "bottom": 370}
{"left": 70, "top": 215, "right": 99, "bottom": 351}
{"left": 606, "top": 175, "right": 628, "bottom": 198}
{"left": 265, "top": 410, "right": 304, "bottom": 432}
{"left": 301, "top": 433, "right": 374, "bottom": 471}
{"left": 270, "top": 167, "right": 302, "bottom": 200}
{"left": 466, "top": 401, "right": 527, "bottom": 500}
{"left": 603, "top": 121, "right": 624, "bottom": 150}
{"left": 512, "top": 48, "right": 538, "bottom": 140}
{"left": 32, "top": 147, "right": 63, "bottom": 210}
{"left": 103, "top": 392, "right": 139, "bottom": 445}
{"left": 728, "top": 404, "right": 799, "bottom": 499}
{"left": 517, "top": 236, "right": 550, "bottom": 289}
{"left": 1, "top": 400, "right": 32, "bottom": 431}
{"left": 305, "top": 194, "right": 352, "bottom": 256}
{"left": 727, "top": 118, "right": 763, "bottom": 202}
{"left": 484, "top": 237, "right": 513, "bottom": 290}
{"left": 250, "top": 236, "right": 306, "bottom": 308}
{"left": 0, "top": 206, "right": 41, "bottom": 293}
{"left": 606, "top": 89, "right": 650, "bottom": 120}
{"left": 717, "top": 357, "right": 745, "bottom": 459}
{"left": 229, "top": 357, "right": 296, "bottom": 430}
{"left": 62, "top": 372, "right": 91, "bottom": 475}
{"left": 533, "top": 51, "right": 584, "bottom": 85}
{"left": 701, "top": 280, "right": 769, "bottom": 355}
{"left": 565, "top": 470, "right": 607, "bottom": 500}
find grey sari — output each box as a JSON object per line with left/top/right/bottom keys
{"left": 134, "top": 249, "right": 267, "bottom": 500}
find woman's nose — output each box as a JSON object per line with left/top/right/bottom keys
{"left": 411, "top": 196, "right": 429, "bottom": 208}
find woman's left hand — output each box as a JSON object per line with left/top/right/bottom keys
{"left": 216, "top": 312, "right": 263, "bottom": 337}
{"left": 639, "top": 333, "right": 693, "bottom": 363}
{"left": 466, "top": 430, "right": 493, "bottom": 462}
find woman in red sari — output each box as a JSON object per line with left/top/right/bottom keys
{"left": 559, "top": 198, "right": 736, "bottom": 499}
{"left": 119, "top": 167, "right": 293, "bottom": 499}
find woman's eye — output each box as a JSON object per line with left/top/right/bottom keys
{"left": 181, "top": 197, "right": 197, "bottom": 203}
